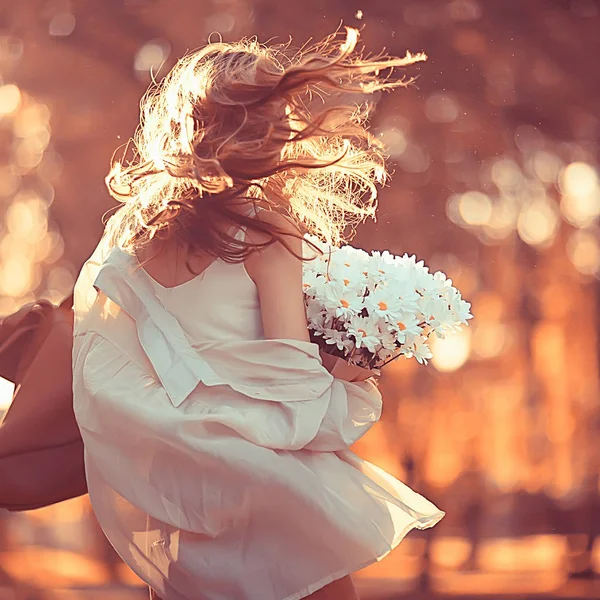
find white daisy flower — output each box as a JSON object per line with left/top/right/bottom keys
{"left": 379, "top": 327, "right": 399, "bottom": 351}
{"left": 305, "top": 297, "right": 328, "bottom": 328}
{"left": 346, "top": 315, "right": 381, "bottom": 353}
{"left": 365, "top": 250, "right": 397, "bottom": 276}
{"left": 386, "top": 276, "right": 420, "bottom": 309}
{"left": 390, "top": 313, "right": 423, "bottom": 339}
{"left": 419, "top": 293, "right": 453, "bottom": 328}
{"left": 365, "top": 287, "right": 408, "bottom": 322}
{"left": 322, "top": 281, "right": 364, "bottom": 318}
{"left": 323, "top": 329, "right": 354, "bottom": 353}
{"left": 402, "top": 337, "right": 433, "bottom": 365}
{"left": 302, "top": 269, "right": 326, "bottom": 296}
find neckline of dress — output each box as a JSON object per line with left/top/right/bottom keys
{"left": 140, "top": 255, "right": 223, "bottom": 292}
{"left": 135, "top": 206, "right": 259, "bottom": 291}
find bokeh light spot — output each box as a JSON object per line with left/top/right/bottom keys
{"left": 0, "top": 166, "right": 21, "bottom": 197}
{"left": 49, "top": 12, "right": 76, "bottom": 37}
{"left": 397, "top": 144, "right": 430, "bottom": 173}
{"left": 205, "top": 12, "right": 236, "bottom": 33}
{"left": 472, "top": 323, "right": 509, "bottom": 359}
{"left": 0, "top": 254, "right": 33, "bottom": 297}
{"left": 517, "top": 199, "right": 559, "bottom": 247}
{"left": 380, "top": 128, "right": 407, "bottom": 157}
{"left": 0, "top": 36, "right": 24, "bottom": 62}
{"left": 425, "top": 93, "right": 460, "bottom": 123}
{"left": 13, "top": 103, "right": 51, "bottom": 138}
{"left": 134, "top": 40, "right": 171, "bottom": 75}
{"left": 492, "top": 158, "right": 524, "bottom": 190}
{"left": 458, "top": 191, "right": 493, "bottom": 225}
{"left": 566, "top": 229, "right": 600, "bottom": 276}
{"left": 560, "top": 162, "right": 599, "bottom": 197}
{"left": 484, "top": 196, "right": 519, "bottom": 240}
{"left": 0, "top": 84, "right": 22, "bottom": 116}
{"left": 47, "top": 265, "right": 75, "bottom": 296}
{"left": 559, "top": 162, "right": 600, "bottom": 227}
{"left": 531, "top": 150, "right": 562, "bottom": 184}
{"left": 431, "top": 328, "right": 471, "bottom": 372}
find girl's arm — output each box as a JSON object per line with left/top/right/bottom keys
{"left": 244, "top": 211, "right": 310, "bottom": 343}
{"left": 245, "top": 212, "right": 376, "bottom": 383}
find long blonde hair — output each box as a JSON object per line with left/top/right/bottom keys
{"left": 104, "top": 27, "right": 426, "bottom": 261}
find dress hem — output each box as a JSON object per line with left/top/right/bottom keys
{"left": 279, "top": 509, "right": 445, "bottom": 600}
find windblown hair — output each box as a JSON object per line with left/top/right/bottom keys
{"left": 104, "top": 27, "right": 426, "bottom": 262}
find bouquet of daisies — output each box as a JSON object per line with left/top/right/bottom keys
{"left": 303, "top": 236, "right": 472, "bottom": 370}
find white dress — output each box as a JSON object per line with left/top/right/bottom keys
{"left": 72, "top": 223, "right": 444, "bottom": 600}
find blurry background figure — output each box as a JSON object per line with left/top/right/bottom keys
{"left": 0, "top": 0, "right": 599, "bottom": 598}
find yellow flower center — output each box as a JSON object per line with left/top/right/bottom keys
{"left": 343, "top": 278, "right": 350, "bottom": 286}
{"left": 378, "top": 269, "right": 385, "bottom": 274}
{"left": 378, "top": 301, "right": 388, "bottom": 310}
{"left": 340, "top": 299, "right": 350, "bottom": 308}
{"left": 357, "top": 328, "right": 367, "bottom": 337}
{"left": 344, "top": 262, "right": 351, "bottom": 267}
{"left": 397, "top": 322, "right": 406, "bottom": 331}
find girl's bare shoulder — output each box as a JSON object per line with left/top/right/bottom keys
{"left": 244, "top": 210, "right": 304, "bottom": 281}
{"left": 245, "top": 210, "right": 302, "bottom": 257}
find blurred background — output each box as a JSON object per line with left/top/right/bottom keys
{"left": 0, "top": 0, "right": 599, "bottom": 598}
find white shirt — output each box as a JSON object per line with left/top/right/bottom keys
{"left": 72, "top": 233, "right": 444, "bottom": 600}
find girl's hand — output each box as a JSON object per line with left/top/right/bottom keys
{"left": 319, "top": 350, "right": 379, "bottom": 382}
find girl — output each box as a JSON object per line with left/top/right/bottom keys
{"left": 72, "top": 28, "right": 444, "bottom": 600}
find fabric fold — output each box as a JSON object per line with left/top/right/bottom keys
{"left": 84, "top": 253, "right": 383, "bottom": 453}
{"left": 94, "top": 247, "right": 217, "bottom": 407}
{"left": 93, "top": 247, "right": 335, "bottom": 407}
